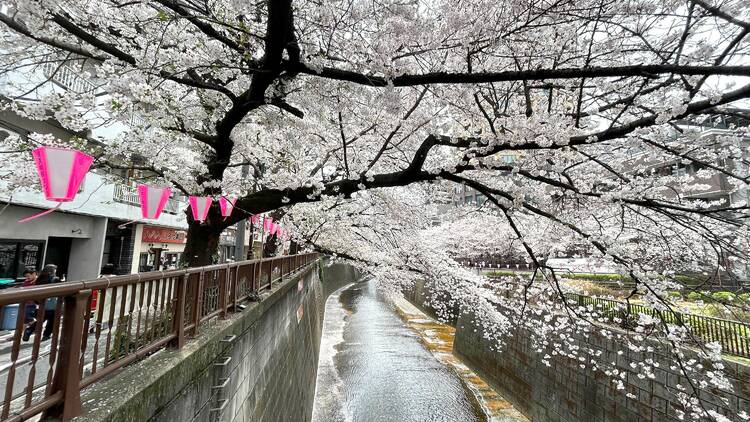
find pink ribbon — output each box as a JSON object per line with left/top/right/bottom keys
{"left": 17, "top": 203, "right": 62, "bottom": 223}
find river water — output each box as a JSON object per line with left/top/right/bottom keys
{"left": 312, "top": 280, "right": 487, "bottom": 422}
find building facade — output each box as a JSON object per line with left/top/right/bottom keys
{"left": 0, "top": 105, "right": 191, "bottom": 281}
{"left": 0, "top": 54, "right": 260, "bottom": 282}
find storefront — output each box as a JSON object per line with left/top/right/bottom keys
{"left": 132, "top": 225, "right": 187, "bottom": 272}
{"left": 0, "top": 205, "right": 108, "bottom": 283}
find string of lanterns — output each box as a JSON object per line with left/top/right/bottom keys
{"left": 18, "top": 146, "right": 292, "bottom": 241}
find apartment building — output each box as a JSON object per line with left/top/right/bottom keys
{"left": 629, "top": 112, "right": 750, "bottom": 207}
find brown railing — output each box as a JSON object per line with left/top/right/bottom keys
{"left": 567, "top": 293, "right": 750, "bottom": 359}
{"left": 0, "top": 253, "right": 319, "bottom": 422}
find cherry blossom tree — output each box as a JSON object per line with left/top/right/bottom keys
{"left": 2, "top": 1, "right": 750, "bottom": 418}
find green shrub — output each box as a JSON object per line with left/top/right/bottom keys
{"left": 666, "top": 291, "right": 682, "bottom": 299}
{"left": 565, "top": 273, "right": 631, "bottom": 282}
{"left": 686, "top": 291, "right": 704, "bottom": 301}
{"left": 738, "top": 293, "right": 750, "bottom": 303}
{"left": 711, "top": 291, "right": 736, "bottom": 302}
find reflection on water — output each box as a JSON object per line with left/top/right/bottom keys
{"left": 312, "top": 280, "right": 486, "bottom": 422}
{"left": 395, "top": 298, "right": 527, "bottom": 422}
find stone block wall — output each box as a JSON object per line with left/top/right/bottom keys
{"left": 454, "top": 311, "right": 750, "bottom": 422}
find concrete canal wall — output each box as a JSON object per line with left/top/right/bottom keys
{"left": 405, "top": 280, "right": 750, "bottom": 422}
{"left": 454, "top": 311, "right": 750, "bottom": 422}
{"left": 77, "top": 260, "right": 359, "bottom": 422}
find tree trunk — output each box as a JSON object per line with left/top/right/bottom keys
{"left": 262, "top": 234, "right": 279, "bottom": 258}
{"left": 182, "top": 220, "right": 222, "bottom": 267}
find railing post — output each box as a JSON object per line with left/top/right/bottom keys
{"left": 219, "top": 268, "right": 228, "bottom": 319}
{"left": 44, "top": 290, "right": 90, "bottom": 421}
{"left": 230, "top": 265, "right": 238, "bottom": 312}
{"left": 251, "top": 261, "right": 257, "bottom": 293}
{"left": 267, "top": 260, "right": 272, "bottom": 289}
{"left": 170, "top": 273, "right": 187, "bottom": 349}
{"left": 191, "top": 271, "right": 205, "bottom": 336}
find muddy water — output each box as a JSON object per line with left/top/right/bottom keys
{"left": 312, "top": 281, "right": 487, "bottom": 422}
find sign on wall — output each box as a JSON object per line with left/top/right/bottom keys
{"left": 142, "top": 226, "right": 187, "bottom": 244}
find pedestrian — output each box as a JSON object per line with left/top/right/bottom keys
{"left": 23, "top": 264, "right": 60, "bottom": 342}
{"left": 21, "top": 268, "right": 38, "bottom": 341}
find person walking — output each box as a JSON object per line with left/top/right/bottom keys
{"left": 23, "top": 264, "right": 60, "bottom": 342}
{"left": 21, "top": 268, "right": 38, "bottom": 341}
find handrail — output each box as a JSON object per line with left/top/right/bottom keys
{"left": 566, "top": 293, "right": 750, "bottom": 359}
{"left": 0, "top": 252, "right": 320, "bottom": 421}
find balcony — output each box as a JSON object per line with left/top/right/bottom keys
{"left": 113, "top": 184, "right": 182, "bottom": 214}
{"left": 41, "top": 62, "right": 97, "bottom": 93}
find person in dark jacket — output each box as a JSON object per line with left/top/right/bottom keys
{"left": 21, "top": 268, "right": 38, "bottom": 341}
{"left": 23, "top": 264, "right": 59, "bottom": 341}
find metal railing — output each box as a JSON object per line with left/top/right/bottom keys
{"left": 0, "top": 253, "right": 319, "bottom": 421}
{"left": 567, "top": 293, "right": 750, "bottom": 359}
{"left": 112, "top": 184, "right": 182, "bottom": 214}
{"left": 41, "top": 62, "right": 97, "bottom": 94}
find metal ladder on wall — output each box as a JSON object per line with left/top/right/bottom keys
{"left": 209, "top": 334, "right": 237, "bottom": 422}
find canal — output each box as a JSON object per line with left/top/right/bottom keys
{"left": 312, "top": 280, "right": 488, "bottom": 422}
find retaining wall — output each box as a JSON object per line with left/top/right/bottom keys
{"left": 77, "top": 260, "right": 359, "bottom": 422}
{"left": 454, "top": 311, "right": 750, "bottom": 422}
{"left": 404, "top": 280, "right": 750, "bottom": 421}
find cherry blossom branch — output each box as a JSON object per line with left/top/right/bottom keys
{"left": 289, "top": 63, "right": 750, "bottom": 87}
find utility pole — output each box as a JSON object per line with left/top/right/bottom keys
{"left": 234, "top": 164, "right": 249, "bottom": 261}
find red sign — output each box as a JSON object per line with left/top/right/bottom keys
{"left": 142, "top": 226, "right": 187, "bottom": 244}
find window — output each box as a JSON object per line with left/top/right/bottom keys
{"left": 0, "top": 243, "right": 19, "bottom": 279}
{"left": 0, "top": 240, "right": 44, "bottom": 281}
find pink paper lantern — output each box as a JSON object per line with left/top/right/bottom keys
{"left": 32, "top": 146, "right": 94, "bottom": 202}
{"left": 263, "top": 217, "right": 273, "bottom": 233}
{"left": 138, "top": 185, "right": 172, "bottom": 220}
{"left": 250, "top": 215, "right": 259, "bottom": 225}
{"left": 219, "top": 196, "right": 237, "bottom": 218}
{"left": 189, "top": 196, "right": 213, "bottom": 223}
